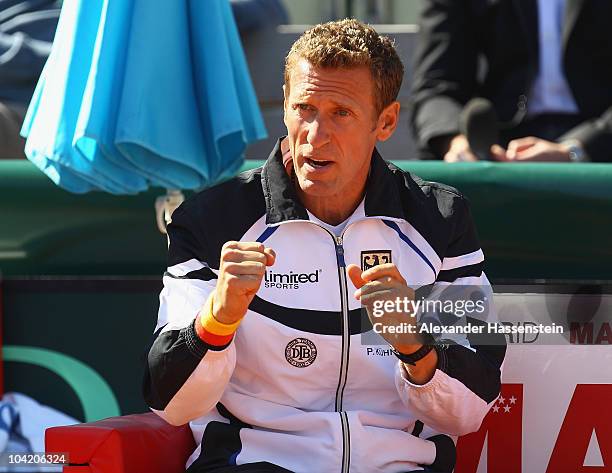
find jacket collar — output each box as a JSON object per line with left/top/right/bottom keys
{"left": 512, "top": 0, "right": 539, "bottom": 67}
{"left": 562, "top": 0, "right": 586, "bottom": 51}
{"left": 513, "top": 0, "right": 586, "bottom": 59}
{"left": 261, "top": 138, "right": 406, "bottom": 225}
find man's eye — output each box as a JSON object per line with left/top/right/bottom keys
{"left": 336, "top": 109, "right": 350, "bottom": 117}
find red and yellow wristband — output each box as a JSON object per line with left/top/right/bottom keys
{"left": 194, "top": 293, "right": 242, "bottom": 347}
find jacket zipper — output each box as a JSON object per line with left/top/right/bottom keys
{"left": 334, "top": 235, "right": 350, "bottom": 412}
{"left": 340, "top": 410, "right": 350, "bottom": 473}
{"left": 334, "top": 235, "right": 351, "bottom": 473}
{"left": 279, "top": 222, "right": 352, "bottom": 472}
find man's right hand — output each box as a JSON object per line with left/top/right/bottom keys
{"left": 443, "top": 134, "right": 478, "bottom": 162}
{"left": 212, "top": 241, "right": 276, "bottom": 324}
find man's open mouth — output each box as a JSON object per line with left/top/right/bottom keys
{"left": 305, "top": 157, "right": 332, "bottom": 168}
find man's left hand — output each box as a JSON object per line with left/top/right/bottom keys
{"left": 347, "top": 263, "right": 438, "bottom": 384}
{"left": 346, "top": 263, "right": 422, "bottom": 353}
{"left": 490, "top": 137, "right": 571, "bottom": 162}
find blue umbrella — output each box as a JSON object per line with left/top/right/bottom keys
{"left": 21, "top": 0, "right": 267, "bottom": 194}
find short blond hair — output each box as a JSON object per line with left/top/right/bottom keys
{"left": 284, "top": 19, "right": 404, "bottom": 115}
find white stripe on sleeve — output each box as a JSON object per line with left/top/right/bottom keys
{"left": 441, "top": 249, "right": 484, "bottom": 270}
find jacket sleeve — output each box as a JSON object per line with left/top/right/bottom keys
{"left": 143, "top": 204, "right": 236, "bottom": 426}
{"left": 395, "top": 198, "right": 506, "bottom": 436}
{"left": 560, "top": 106, "right": 612, "bottom": 162}
{"left": 410, "top": 0, "right": 478, "bottom": 157}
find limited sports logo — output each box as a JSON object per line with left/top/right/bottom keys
{"left": 361, "top": 250, "right": 392, "bottom": 271}
{"left": 285, "top": 338, "right": 317, "bottom": 368}
{"left": 264, "top": 269, "right": 321, "bottom": 289}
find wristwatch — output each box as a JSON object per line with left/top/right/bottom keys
{"left": 394, "top": 344, "right": 435, "bottom": 366}
{"left": 562, "top": 140, "right": 589, "bottom": 163}
{"left": 393, "top": 333, "right": 437, "bottom": 366}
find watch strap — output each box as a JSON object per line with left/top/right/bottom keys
{"left": 394, "top": 343, "right": 435, "bottom": 366}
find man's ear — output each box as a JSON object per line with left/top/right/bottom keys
{"left": 283, "top": 84, "right": 290, "bottom": 109}
{"left": 375, "top": 101, "right": 400, "bottom": 142}
{"left": 283, "top": 84, "right": 288, "bottom": 126}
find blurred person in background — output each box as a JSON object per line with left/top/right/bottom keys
{"left": 230, "top": 0, "right": 288, "bottom": 34}
{"left": 0, "top": 0, "right": 60, "bottom": 159}
{"left": 410, "top": 0, "right": 612, "bottom": 163}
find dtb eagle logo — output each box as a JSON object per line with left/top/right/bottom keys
{"left": 361, "top": 250, "right": 392, "bottom": 271}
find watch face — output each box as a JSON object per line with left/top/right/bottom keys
{"left": 564, "top": 141, "right": 587, "bottom": 162}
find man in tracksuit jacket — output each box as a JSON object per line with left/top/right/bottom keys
{"left": 143, "top": 19, "right": 506, "bottom": 473}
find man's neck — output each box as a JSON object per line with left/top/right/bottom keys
{"left": 296, "top": 187, "right": 365, "bottom": 226}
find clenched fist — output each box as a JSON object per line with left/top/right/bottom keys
{"left": 347, "top": 263, "right": 421, "bottom": 353}
{"left": 348, "top": 263, "right": 438, "bottom": 384}
{"left": 212, "top": 241, "right": 276, "bottom": 324}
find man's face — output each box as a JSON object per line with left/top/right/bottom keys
{"left": 283, "top": 59, "right": 398, "bottom": 203}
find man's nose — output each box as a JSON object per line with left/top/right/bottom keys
{"left": 305, "top": 117, "right": 331, "bottom": 148}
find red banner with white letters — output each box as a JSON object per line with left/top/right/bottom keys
{"left": 455, "top": 363, "right": 612, "bottom": 472}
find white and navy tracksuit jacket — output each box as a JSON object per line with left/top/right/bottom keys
{"left": 143, "top": 140, "right": 506, "bottom": 473}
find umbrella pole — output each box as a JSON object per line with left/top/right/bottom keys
{"left": 155, "top": 189, "right": 185, "bottom": 237}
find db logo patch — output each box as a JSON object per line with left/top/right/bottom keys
{"left": 361, "top": 250, "right": 392, "bottom": 271}
{"left": 285, "top": 338, "right": 317, "bottom": 368}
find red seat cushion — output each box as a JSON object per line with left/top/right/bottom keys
{"left": 46, "top": 412, "right": 195, "bottom": 473}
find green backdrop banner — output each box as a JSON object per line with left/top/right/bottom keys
{"left": 2, "top": 159, "right": 611, "bottom": 281}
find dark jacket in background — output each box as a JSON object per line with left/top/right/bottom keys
{"left": 410, "top": 0, "right": 612, "bottom": 162}
{"left": 0, "top": 0, "right": 60, "bottom": 107}
{"left": 0, "top": 0, "right": 59, "bottom": 158}
{"left": 230, "top": 0, "right": 288, "bottom": 34}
